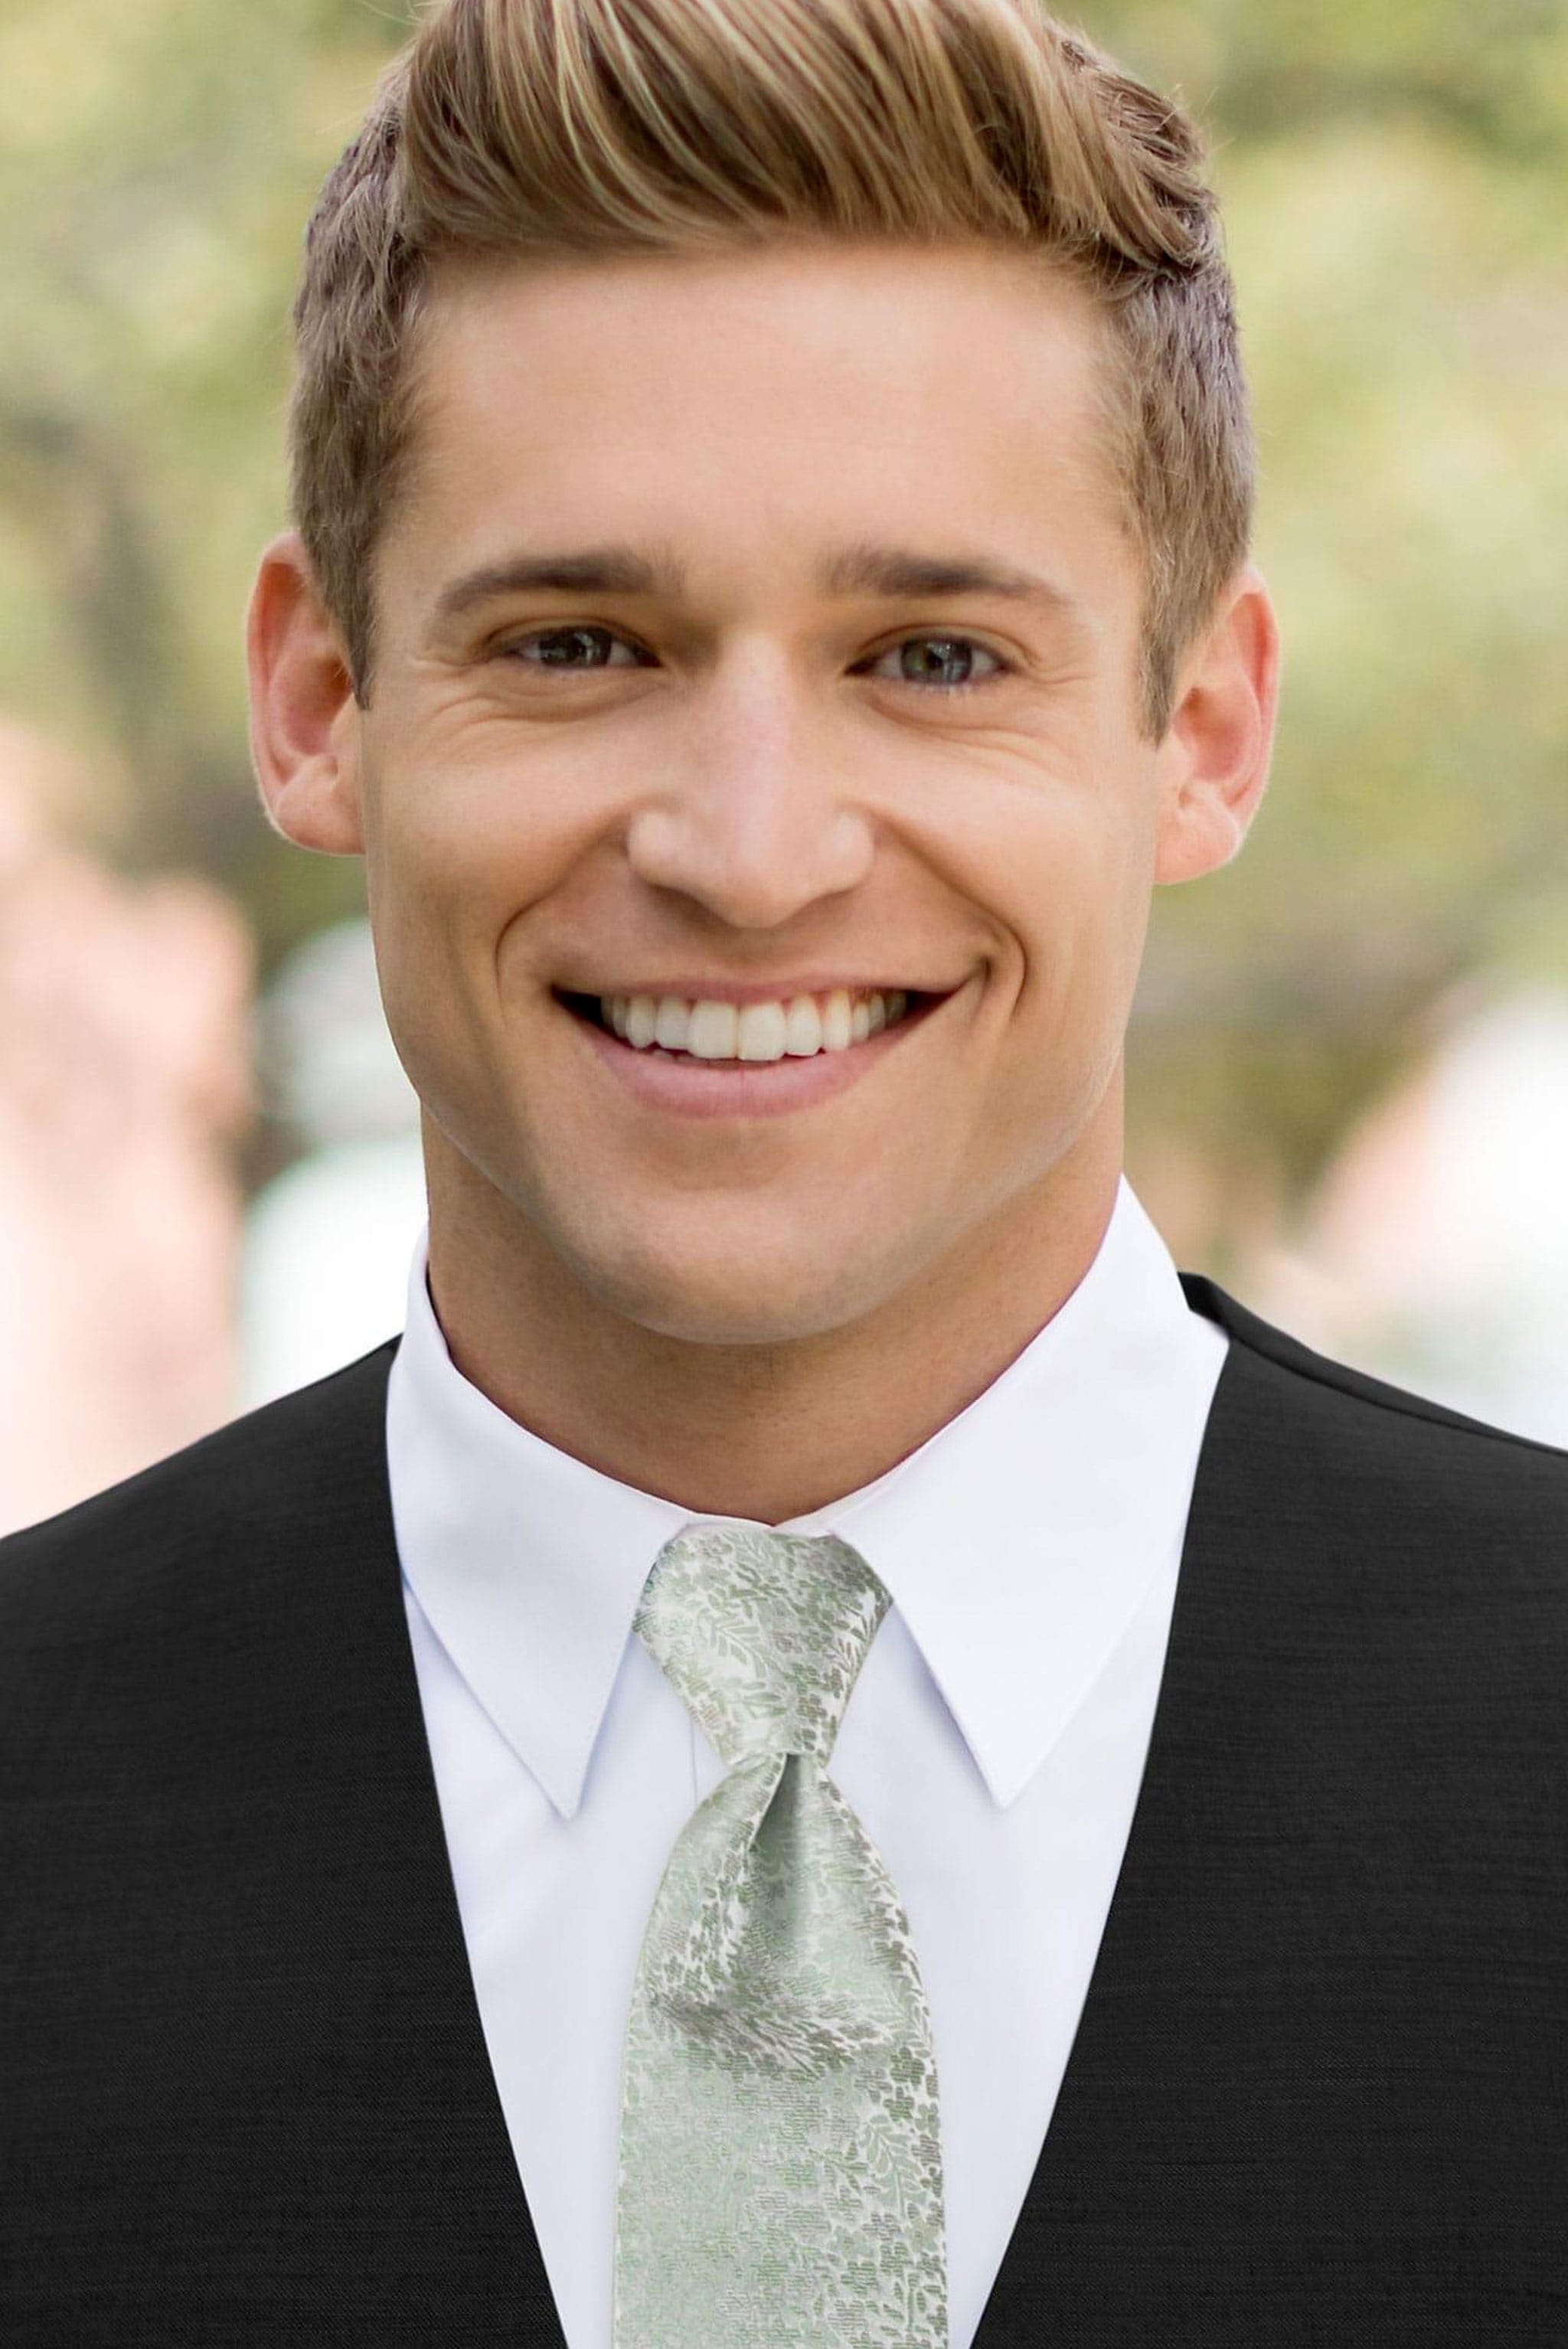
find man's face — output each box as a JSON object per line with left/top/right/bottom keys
{"left": 354, "top": 240, "right": 1174, "bottom": 1344}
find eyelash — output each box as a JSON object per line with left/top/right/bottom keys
{"left": 492, "top": 625, "right": 1011, "bottom": 691}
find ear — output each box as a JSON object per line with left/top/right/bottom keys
{"left": 1153, "top": 564, "right": 1280, "bottom": 886}
{"left": 245, "top": 530, "right": 366, "bottom": 856}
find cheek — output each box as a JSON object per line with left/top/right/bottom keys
{"left": 945, "top": 769, "right": 1152, "bottom": 1002}
{"left": 368, "top": 747, "right": 576, "bottom": 965}
{"left": 360, "top": 807, "right": 506, "bottom": 1099}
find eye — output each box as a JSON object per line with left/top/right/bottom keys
{"left": 858, "top": 635, "right": 1008, "bottom": 691}
{"left": 495, "top": 625, "right": 651, "bottom": 671}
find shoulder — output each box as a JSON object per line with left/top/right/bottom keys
{"left": 1181, "top": 1269, "right": 1568, "bottom": 1612}
{"left": 1183, "top": 1266, "right": 1568, "bottom": 1463}
{"left": 1175, "top": 1279, "right": 1568, "bottom": 1910}
{"left": 0, "top": 1336, "right": 400, "bottom": 1655}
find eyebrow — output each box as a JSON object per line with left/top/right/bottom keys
{"left": 426, "top": 540, "right": 1080, "bottom": 630}
{"left": 819, "top": 542, "right": 1076, "bottom": 614}
{"left": 430, "top": 547, "right": 681, "bottom": 626}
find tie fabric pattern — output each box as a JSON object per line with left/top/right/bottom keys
{"left": 612, "top": 1523, "right": 948, "bottom": 2349}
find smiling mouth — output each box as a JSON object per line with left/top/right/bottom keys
{"left": 554, "top": 985, "right": 946, "bottom": 1063}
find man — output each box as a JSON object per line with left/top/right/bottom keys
{"left": 2, "top": 1, "right": 1563, "bottom": 2342}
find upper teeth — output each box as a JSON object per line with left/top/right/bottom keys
{"left": 602, "top": 987, "right": 910, "bottom": 1060}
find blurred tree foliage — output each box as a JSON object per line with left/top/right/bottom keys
{"left": 2, "top": 0, "right": 1565, "bottom": 1209}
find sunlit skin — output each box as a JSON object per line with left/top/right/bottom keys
{"left": 247, "top": 239, "right": 1278, "bottom": 1521}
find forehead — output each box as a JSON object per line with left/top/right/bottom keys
{"left": 387, "top": 239, "right": 1129, "bottom": 606}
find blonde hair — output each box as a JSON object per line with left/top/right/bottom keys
{"left": 289, "top": 0, "right": 1253, "bottom": 737}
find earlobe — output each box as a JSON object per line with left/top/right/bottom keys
{"left": 245, "top": 530, "right": 366, "bottom": 858}
{"left": 1153, "top": 565, "right": 1280, "bottom": 888}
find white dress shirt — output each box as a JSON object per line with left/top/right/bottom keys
{"left": 386, "top": 1173, "right": 1230, "bottom": 2347}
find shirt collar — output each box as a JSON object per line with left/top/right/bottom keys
{"left": 387, "top": 1174, "right": 1222, "bottom": 1819}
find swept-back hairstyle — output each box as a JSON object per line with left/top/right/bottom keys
{"left": 289, "top": 0, "right": 1253, "bottom": 737}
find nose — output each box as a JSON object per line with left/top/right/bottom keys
{"left": 624, "top": 645, "right": 875, "bottom": 931}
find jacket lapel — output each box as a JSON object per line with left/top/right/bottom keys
{"left": 279, "top": 1335, "right": 567, "bottom": 2338}
{"left": 969, "top": 1277, "right": 1254, "bottom": 2340}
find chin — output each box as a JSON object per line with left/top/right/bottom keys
{"left": 580, "top": 1235, "right": 895, "bottom": 1350}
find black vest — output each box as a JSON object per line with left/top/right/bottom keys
{"left": 2, "top": 1275, "right": 1565, "bottom": 2344}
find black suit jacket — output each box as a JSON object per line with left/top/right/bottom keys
{"left": 2, "top": 1273, "right": 1565, "bottom": 2344}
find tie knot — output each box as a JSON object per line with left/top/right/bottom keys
{"left": 634, "top": 1524, "right": 890, "bottom": 1769}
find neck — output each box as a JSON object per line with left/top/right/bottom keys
{"left": 421, "top": 1090, "right": 1124, "bottom": 1524}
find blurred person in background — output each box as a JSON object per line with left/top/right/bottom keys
{"left": 2, "top": 4, "right": 1565, "bottom": 2346}
{"left": 0, "top": 720, "right": 252, "bottom": 1534}
{"left": 1249, "top": 977, "right": 1568, "bottom": 1442}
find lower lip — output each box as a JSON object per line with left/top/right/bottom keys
{"left": 561, "top": 995, "right": 949, "bottom": 1119}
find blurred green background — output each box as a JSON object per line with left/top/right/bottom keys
{"left": 1, "top": 0, "right": 1565, "bottom": 1280}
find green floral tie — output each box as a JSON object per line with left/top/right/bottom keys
{"left": 612, "top": 1524, "right": 948, "bottom": 2348}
